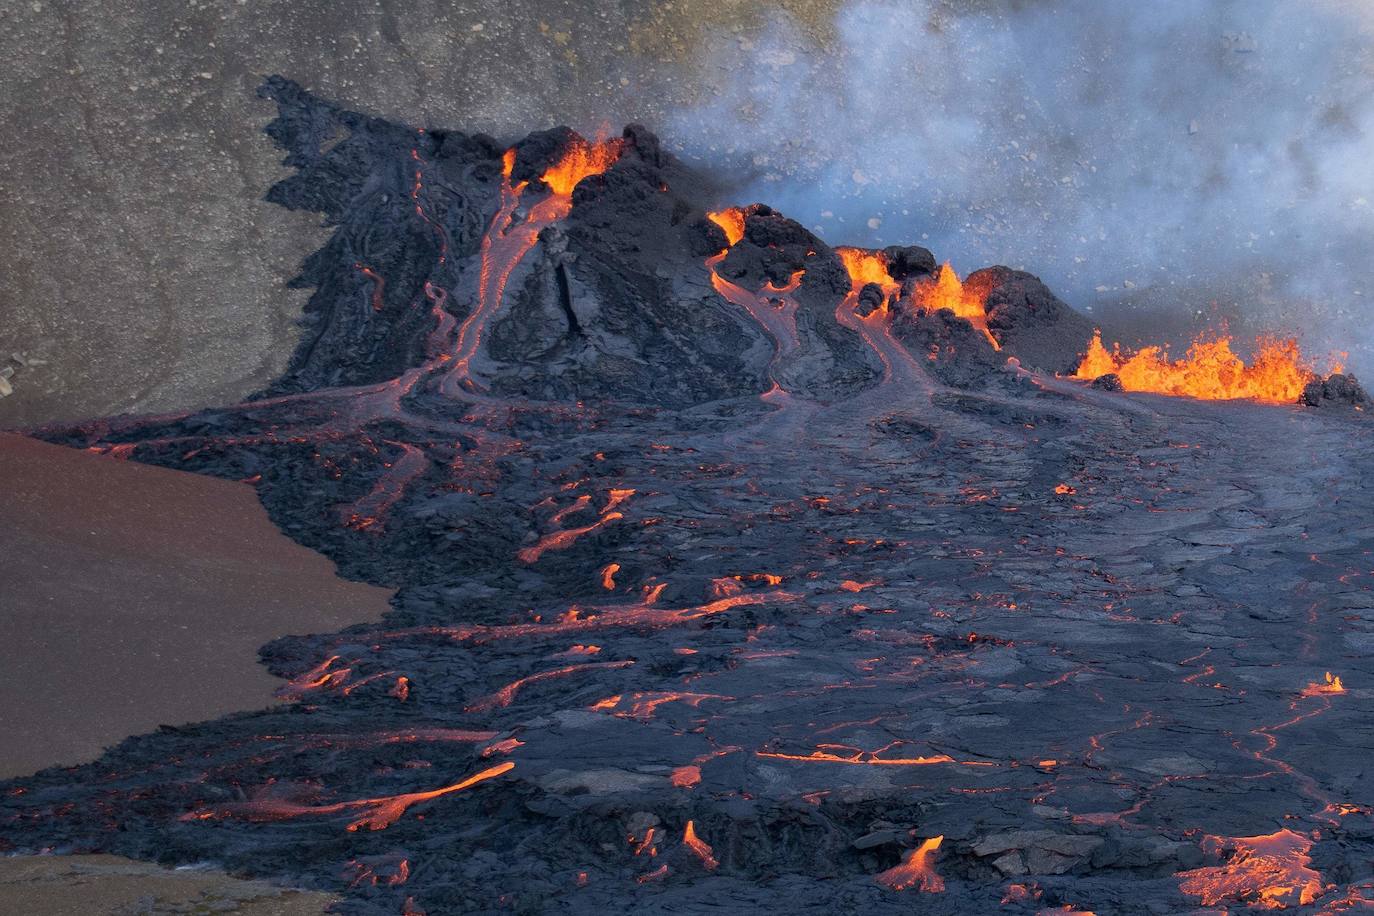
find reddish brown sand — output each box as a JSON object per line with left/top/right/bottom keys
{"left": 0, "top": 432, "right": 394, "bottom": 780}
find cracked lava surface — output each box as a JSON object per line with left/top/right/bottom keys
{"left": 3, "top": 79, "right": 1373, "bottom": 915}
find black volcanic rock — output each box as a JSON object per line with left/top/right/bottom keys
{"left": 889, "top": 304, "right": 1004, "bottom": 388}
{"left": 969, "top": 266, "right": 1095, "bottom": 374}
{"left": 881, "top": 245, "right": 938, "bottom": 282}
{"left": 1091, "top": 372, "right": 1125, "bottom": 391}
{"left": 22, "top": 81, "right": 1374, "bottom": 916}
{"left": 1301, "top": 372, "right": 1369, "bottom": 408}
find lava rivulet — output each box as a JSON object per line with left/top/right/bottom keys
{"left": 874, "top": 836, "right": 945, "bottom": 892}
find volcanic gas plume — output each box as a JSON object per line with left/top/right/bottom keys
{"left": 3, "top": 78, "right": 1374, "bottom": 916}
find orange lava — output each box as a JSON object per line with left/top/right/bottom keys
{"left": 682, "top": 820, "right": 719, "bottom": 870}
{"left": 448, "top": 136, "right": 621, "bottom": 387}
{"left": 671, "top": 765, "right": 702, "bottom": 788}
{"left": 600, "top": 562, "right": 621, "bottom": 590}
{"left": 913, "top": 263, "right": 1000, "bottom": 350}
{"left": 181, "top": 761, "right": 514, "bottom": 832}
{"left": 835, "top": 247, "right": 900, "bottom": 307}
{"left": 1074, "top": 329, "right": 1322, "bottom": 403}
{"left": 539, "top": 134, "right": 624, "bottom": 197}
{"left": 756, "top": 744, "right": 958, "bottom": 767}
{"left": 464, "top": 660, "right": 634, "bottom": 712}
{"left": 1302, "top": 672, "right": 1346, "bottom": 697}
{"left": 708, "top": 208, "right": 747, "bottom": 248}
{"left": 1178, "top": 829, "right": 1328, "bottom": 909}
{"left": 874, "top": 836, "right": 945, "bottom": 892}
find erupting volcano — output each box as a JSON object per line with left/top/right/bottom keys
{"left": 3, "top": 78, "right": 1374, "bottom": 916}
{"left": 1074, "top": 330, "right": 1350, "bottom": 404}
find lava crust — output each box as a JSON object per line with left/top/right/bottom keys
{"left": 4, "top": 80, "right": 1374, "bottom": 916}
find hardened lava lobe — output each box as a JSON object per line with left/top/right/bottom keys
{"left": 4, "top": 79, "right": 1374, "bottom": 915}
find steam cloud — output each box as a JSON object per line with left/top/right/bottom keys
{"left": 664, "top": 0, "right": 1374, "bottom": 368}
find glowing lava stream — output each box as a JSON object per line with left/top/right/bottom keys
{"left": 1074, "top": 329, "right": 1332, "bottom": 403}
{"left": 832, "top": 248, "right": 936, "bottom": 393}
{"left": 181, "top": 761, "right": 514, "bottom": 832}
{"left": 874, "top": 836, "right": 945, "bottom": 892}
{"left": 705, "top": 208, "right": 803, "bottom": 398}
{"left": 443, "top": 137, "right": 622, "bottom": 394}
{"left": 379, "top": 586, "right": 796, "bottom": 645}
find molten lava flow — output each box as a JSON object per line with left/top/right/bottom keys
{"left": 1073, "top": 329, "right": 1323, "bottom": 403}
{"left": 913, "top": 263, "right": 1000, "bottom": 350}
{"left": 874, "top": 836, "right": 945, "bottom": 892}
{"left": 520, "top": 489, "right": 633, "bottom": 563}
{"left": 539, "top": 133, "right": 625, "bottom": 197}
{"left": 702, "top": 208, "right": 803, "bottom": 393}
{"left": 447, "top": 137, "right": 622, "bottom": 388}
{"left": 341, "top": 442, "right": 429, "bottom": 532}
{"left": 181, "top": 761, "right": 514, "bottom": 832}
{"left": 682, "top": 820, "right": 719, "bottom": 870}
{"left": 464, "top": 660, "right": 634, "bottom": 712}
{"left": 1178, "top": 829, "right": 1328, "bottom": 909}
{"left": 835, "top": 247, "right": 900, "bottom": 309}
{"left": 707, "top": 208, "right": 746, "bottom": 247}
{"left": 756, "top": 743, "right": 958, "bottom": 766}
{"left": 1301, "top": 672, "right": 1346, "bottom": 697}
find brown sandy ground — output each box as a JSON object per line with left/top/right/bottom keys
{"left": 0, "top": 854, "right": 335, "bottom": 915}
{"left": 0, "top": 432, "right": 393, "bottom": 779}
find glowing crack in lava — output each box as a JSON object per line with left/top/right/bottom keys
{"left": 874, "top": 835, "right": 945, "bottom": 892}
{"left": 447, "top": 135, "right": 623, "bottom": 389}
{"left": 913, "top": 262, "right": 1001, "bottom": 351}
{"left": 1073, "top": 330, "right": 1331, "bottom": 402}
{"left": 181, "top": 762, "right": 514, "bottom": 832}
{"left": 1177, "top": 829, "right": 1328, "bottom": 909}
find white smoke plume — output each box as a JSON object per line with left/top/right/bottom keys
{"left": 665, "top": 0, "right": 1374, "bottom": 368}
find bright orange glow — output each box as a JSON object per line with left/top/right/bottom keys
{"left": 1054, "top": 484, "right": 1076, "bottom": 495}
{"left": 1301, "top": 672, "right": 1346, "bottom": 697}
{"left": 682, "top": 820, "right": 719, "bottom": 870}
{"left": 181, "top": 762, "right": 514, "bottom": 832}
{"left": 671, "top": 765, "right": 702, "bottom": 788}
{"left": 756, "top": 744, "right": 958, "bottom": 766}
{"left": 708, "top": 208, "right": 747, "bottom": 248}
{"left": 913, "top": 263, "right": 1000, "bottom": 350}
{"left": 1074, "top": 329, "right": 1320, "bottom": 403}
{"left": 875, "top": 836, "right": 945, "bottom": 892}
{"left": 464, "top": 660, "right": 634, "bottom": 712}
{"left": 1178, "top": 829, "right": 1327, "bottom": 909}
{"left": 835, "top": 247, "right": 900, "bottom": 306}
{"left": 600, "top": 562, "right": 620, "bottom": 590}
{"left": 839, "top": 579, "right": 878, "bottom": 593}
{"left": 539, "top": 134, "right": 624, "bottom": 196}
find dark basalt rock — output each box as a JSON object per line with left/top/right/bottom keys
{"left": 19, "top": 80, "right": 1368, "bottom": 916}
{"left": 969, "top": 267, "right": 1096, "bottom": 375}
{"left": 1091, "top": 373, "right": 1124, "bottom": 391}
{"left": 889, "top": 305, "right": 1003, "bottom": 389}
{"left": 881, "top": 245, "right": 938, "bottom": 282}
{"left": 1301, "top": 372, "right": 1369, "bottom": 408}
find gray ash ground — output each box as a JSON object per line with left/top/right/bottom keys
{"left": 4, "top": 80, "right": 1374, "bottom": 915}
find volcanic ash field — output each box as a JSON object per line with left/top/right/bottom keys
{"left": 4, "top": 79, "right": 1374, "bottom": 915}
